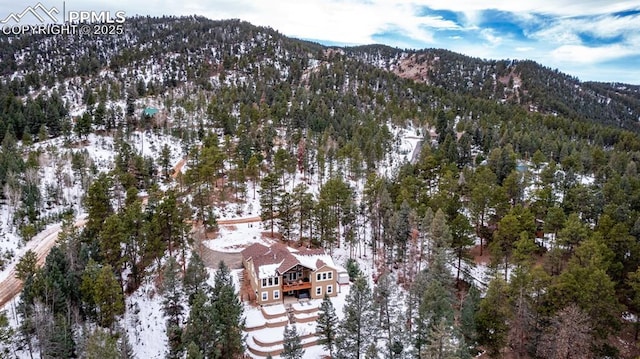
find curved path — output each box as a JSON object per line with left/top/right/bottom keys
{"left": 217, "top": 216, "right": 261, "bottom": 225}
{"left": 0, "top": 147, "right": 263, "bottom": 310}
{"left": 0, "top": 219, "right": 87, "bottom": 309}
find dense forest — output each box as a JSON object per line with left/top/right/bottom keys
{"left": 0, "top": 16, "right": 639, "bottom": 359}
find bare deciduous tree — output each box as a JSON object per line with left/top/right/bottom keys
{"left": 537, "top": 304, "right": 593, "bottom": 359}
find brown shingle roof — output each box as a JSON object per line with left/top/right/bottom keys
{"left": 242, "top": 243, "right": 336, "bottom": 279}
{"left": 241, "top": 243, "right": 269, "bottom": 261}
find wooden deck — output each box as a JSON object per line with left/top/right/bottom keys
{"left": 282, "top": 281, "right": 312, "bottom": 291}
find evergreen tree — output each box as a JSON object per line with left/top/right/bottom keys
{"left": 430, "top": 209, "right": 452, "bottom": 251}
{"left": 419, "top": 318, "right": 459, "bottom": 359}
{"left": 94, "top": 264, "right": 125, "bottom": 328}
{"left": 460, "top": 285, "right": 480, "bottom": 350}
{"left": 475, "top": 278, "right": 511, "bottom": 357}
{"left": 185, "top": 341, "right": 204, "bottom": 359}
{"left": 414, "top": 259, "right": 454, "bottom": 356}
{"left": 182, "top": 291, "right": 216, "bottom": 358}
{"left": 277, "top": 191, "right": 296, "bottom": 242}
{"left": 450, "top": 213, "right": 473, "bottom": 281}
{"left": 74, "top": 111, "right": 93, "bottom": 140}
{"left": 335, "top": 276, "right": 377, "bottom": 359}
{"left": 84, "top": 327, "right": 119, "bottom": 359}
{"left": 161, "top": 257, "right": 184, "bottom": 358}
{"left": 84, "top": 173, "right": 113, "bottom": 240}
{"left": 374, "top": 272, "right": 408, "bottom": 359}
{"left": 99, "top": 213, "right": 127, "bottom": 278}
{"left": 316, "top": 294, "right": 338, "bottom": 356}
{"left": 211, "top": 261, "right": 244, "bottom": 358}
{"left": 153, "top": 190, "right": 188, "bottom": 259}
{"left": 628, "top": 268, "right": 640, "bottom": 340}
{"left": 0, "top": 311, "right": 13, "bottom": 359}
{"left": 282, "top": 324, "right": 304, "bottom": 359}
{"left": 490, "top": 212, "right": 521, "bottom": 280}
{"left": 15, "top": 250, "right": 38, "bottom": 281}
{"left": 183, "top": 251, "right": 210, "bottom": 304}
{"left": 259, "top": 172, "right": 282, "bottom": 237}
{"left": 159, "top": 144, "right": 172, "bottom": 180}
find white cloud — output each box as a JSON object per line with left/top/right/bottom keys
{"left": 480, "top": 28, "right": 502, "bottom": 47}
{"left": 414, "top": 0, "right": 640, "bottom": 19}
{"left": 528, "top": 13, "right": 640, "bottom": 44}
{"left": 0, "top": 0, "right": 637, "bottom": 83}
{"left": 550, "top": 44, "right": 638, "bottom": 64}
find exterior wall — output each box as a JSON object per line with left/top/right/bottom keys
{"left": 243, "top": 258, "right": 259, "bottom": 293}
{"left": 244, "top": 258, "right": 283, "bottom": 305}
{"left": 310, "top": 266, "right": 338, "bottom": 300}
{"left": 256, "top": 275, "right": 283, "bottom": 305}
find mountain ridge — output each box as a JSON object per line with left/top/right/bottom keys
{"left": 0, "top": 16, "right": 639, "bottom": 132}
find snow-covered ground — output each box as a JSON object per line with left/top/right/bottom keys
{"left": 123, "top": 277, "right": 168, "bottom": 359}
{"left": 0, "top": 130, "right": 185, "bottom": 283}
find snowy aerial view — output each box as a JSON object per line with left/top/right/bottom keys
{"left": 0, "top": 1, "right": 639, "bottom": 359}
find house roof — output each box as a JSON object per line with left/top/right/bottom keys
{"left": 143, "top": 107, "right": 159, "bottom": 116}
{"left": 241, "top": 243, "right": 336, "bottom": 279}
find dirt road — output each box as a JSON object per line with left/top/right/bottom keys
{"left": 0, "top": 219, "right": 87, "bottom": 309}
{"left": 217, "top": 216, "right": 261, "bottom": 225}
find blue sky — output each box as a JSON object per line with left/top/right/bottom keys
{"left": 2, "top": 0, "right": 639, "bottom": 84}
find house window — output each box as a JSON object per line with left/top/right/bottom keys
{"left": 262, "top": 292, "right": 268, "bottom": 301}
{"left": 316, "top": 286, "right": 322, "bottom": 296}
{"left": 274, "top": 290, "right": 280, "bottom": 300}
{"left": 316, "top": 271, "right": 333, "bottom": 282}
{"left": 327, "top": 285, "right": 333, "bottom": 294}
{"left": 261, "top": 276, "right": 280, "bottom": 288}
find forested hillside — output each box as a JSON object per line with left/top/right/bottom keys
{"left": 0, "top": 16, "right": 639, "bottom": 359}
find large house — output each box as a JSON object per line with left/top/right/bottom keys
{"left": 241, "top": 243, "right": 342, "bottom": 305}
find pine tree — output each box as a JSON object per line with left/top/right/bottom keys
{"left": 430, "top": 209, "right": 452, "bottom": 251}
{"left": 185, "top": 341, "right": 204, "bottom": 359}
{"left": 335, "top": 276, "right": 377, "bottom": 359}
{"left": 154, "top": 190, "right": 188, "bottom": 259}
{"left": 84, "top": 173, "right": 113, "bottom": 240}
{"left": 475, "top": 278, "right": 511, "bottom": 357}
{"left": 100, "top": 266, "right": 125, "bottom": 323}
{"left": 460, "top": 285, "right": 480, "bottom": 350}
{"left": 74, "top": 111, "right": 93, "bottom": 140}
{"left": 259, "top": 172, "right": 282, "bottom": 237}
{"left": 414, "top": 259, "right": 454, "bottom": 356}
{"left": 490, "top": 212, "right": 520, "bottom": 280}
{"left": 15, "top": 249, "right": 38, "bottom": 281}
{"left": 419, "top": 318, "right": 459, "bottom": 359}
{"left": 374, "top": 272, "right": 407, "bottom": 359}
{"left": 450, "top": 213, "right": 474, "bottom": 281}
{"left": 277, "top": 191, "right": 296, "bottom": 242}
{"left": 161, "top": 257, "right": 184, "bottom": 358}
{"left": 99, "top": 213, "right": 127, "bottom": 278}
{"left": 317, "top": 294, "right": 338, "bottom": 356}
{"left": 84, "top": 327, "right": 119, "bottom": 359}
{"left": 211, "top": 261, "right": 244, "bottom": 358}
{"left": 159, "top": 144, "right": 172, "bottom": 180}
{"left": 282, "top": 324, "right": 304, "bottom": 359}
{"left": 0, "top": 311, "right": 13, "bottom": 359}
{"left": 182, "top": 291, "right": 216, "bottom": 357}
{"left": 183, "top": 251, "right": 210, "bottom": 304}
